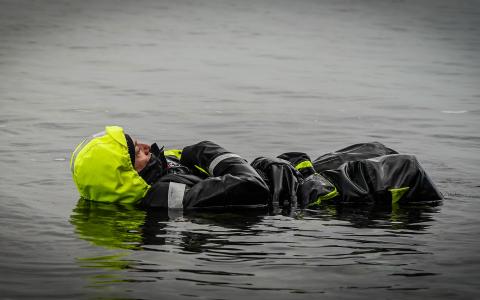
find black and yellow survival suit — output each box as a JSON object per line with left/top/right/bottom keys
{"left": 70, "top": 127, "right": 442, "bottom": 209}
{"left": 257, "top": 142, "right": 443, "bottom": 208}
{"left": 139, "top": 141, "right": 442, "bottom": 209}
{"left": 139, "top": 141, "right": 271, "bottom": 209}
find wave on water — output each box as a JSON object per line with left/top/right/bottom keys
{"left": 441, "top": 110, "right": 468, "bottom": 114}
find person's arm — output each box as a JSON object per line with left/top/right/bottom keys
{"left": 275, "top": 152, "right": 338, "bottom": 208}
{"left": 179, "top": 141, "right": 270, "bottom": 209}
{"left": 139, "top": 174, "right": 202, "bottom": 208}
{"left": 250, "top": 157, "right": 300, "bottom": 209}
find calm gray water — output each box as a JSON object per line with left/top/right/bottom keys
{"left": 1, "top": 0, "right": 479, "bottom": 299}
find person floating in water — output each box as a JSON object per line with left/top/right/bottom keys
{"left": 70, "top": 126, "right": 442, "bottom": 210}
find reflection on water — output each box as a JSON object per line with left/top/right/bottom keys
{"left": 70, "top": 199, "right": 269, "bottom": 251}
{"left": 70, "top": 199, "right": 441, "bottom": 283}
{"left": 304, "top": 202, "right": 442, "bottom": 231}
{"left": 71, "top": 199, "right": 440, "bottom": 252}
{"left": 69, "top": 200, "right": 444, "bottom": 296}
{"left": 71, "top": 199, "right": 149, "bottom": 250}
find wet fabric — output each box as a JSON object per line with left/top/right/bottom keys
{"left": 274, "top": 143, "right": 442, "bottom": 208}
{"left": 313, "top": 142, "right": 398, "bottom": 172}
{"left": 141, "top": 141, "right": 270, "bottom": 209}
{"left": 70, "top": 126, "right": 150, "bottom": 204}
{"left": 250, "top": 157, "right": 300, "bottom": 208}
{"left": 134, "top": 141, "right": 442, "bottom": 209}
{"left": 72, "top": 132, "right": 442, "bottom": 210}
{"left": 319, "top": 154, "right": 443, "bottom": 205}
{"left": 274, "top": 152, "right": 337, "bottom": 208}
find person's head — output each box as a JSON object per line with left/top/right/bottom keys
{"left": 70, "top": 126, "right": 151, "bottom": 203}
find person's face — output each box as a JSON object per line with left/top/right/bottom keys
{"left": 133, "top": 139, "right": 151, "bottom": 172}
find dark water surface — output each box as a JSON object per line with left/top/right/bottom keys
{"left": 1, "top": 0, "right": 479, "bottom": 299}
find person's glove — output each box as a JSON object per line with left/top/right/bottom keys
{"left": 251, "top": 157, "right": 300, "bottom": 209}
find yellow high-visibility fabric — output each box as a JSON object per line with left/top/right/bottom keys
{"left": 70, "top": 126, "right": 150, "bottom": 204}
{"left": 164, "top": 149, "right": 182, "bottom": 159}
{"left": 295, "top": 160, "right": 314, "bottom": 170}
{"left": 307, "top": 187, "right": 340, "bottom": 207}
{"left": 389, "top": 187, "right": 410, "bottom": 204}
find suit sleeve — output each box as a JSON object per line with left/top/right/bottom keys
{"left": 179, "top": 141, "right": 270, "bottom": 209}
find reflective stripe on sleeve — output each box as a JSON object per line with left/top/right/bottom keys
{"left": 208, "top": 153, "right": 242, "bottom": 175}
{"left": 168, "top": 182, "right": 186, "bottom": 208}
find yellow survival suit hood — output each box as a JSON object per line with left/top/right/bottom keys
{"left": 70, "top": 126, "right": 150, "bottom": 204}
